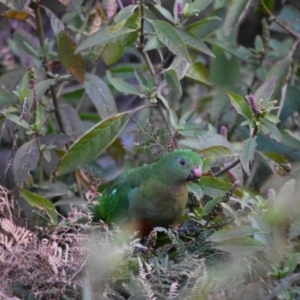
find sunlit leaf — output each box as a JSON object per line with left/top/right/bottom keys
{"left": 198, "top": 146, "right": 237, "bottom": 166}
{"left": 258, "top": 151, "right": 291, "bottom": 176}
{"left": 4, "top": 10, "right": 30, "bottom": 20}
{"left": 186, "top": 62, "right": 211, "bottom": 88}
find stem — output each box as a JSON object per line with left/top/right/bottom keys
{"left": 32, "top": 1, "right": 65, "bottom": 134}
{"left": 260, "top": 0, "right": 300, "bottom": 40}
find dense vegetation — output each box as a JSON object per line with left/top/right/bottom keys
{"left": 0, "top": 0, "right": 300, "bottom": 299}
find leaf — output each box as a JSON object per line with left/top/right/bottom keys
{"left": 206, "top": 226, "right": 262, "bottom": 243}
{"left": 151, "top": 20, "right": 190, "bottom": 62}
{"left": 12, "top": 0, "right": 26, "bottom": 11}
{"left": 75, "top": 27, "right": 135, "bottom": 53}
{"left": 186, "top": 7, "right": 225, "bottom": 38}
{"left": 259, "top": 120, "right": 282, "bottom": 142}
{"left": 283, "top": 253, "right": 299, "bottom": 274}
{"left": 191, "top": 0, "right": 214, "bottom": 12}
{"left": 19, "top": 188, "right": 58, "bottom": 225}
{"left": 201, "top": 195, "right": 223, "bottom": 217}
{"left": 55, "top": 107, "right": 144, "bottom": 176}
{"left": 164, "top": 68, "right": 182, "bottom": 96}
{"left": 4, "top": 10, "right": 30, "bottom": 20}
{"left": 106, "top": 71, "right": 140, "bottom": 96}
{"left": 154, "top": 4, "right": 174, "bottom": 23}
{"left": 186, "top": 62, "right": 211, "bottom": 88}
{"left": 84, "top": 73, "right": 117, "bottom": 119}
{"left": 27, "top": 79, "right": 55, "bottom": 105}
{"left": 240, "top": 138, "right": 256, "bottom": 175}
{"left": 198, "top": 176, "right": 243, "bottom": 198}
{"left": 106, "top": 138, "right": 126, "bottom": 169}
{"left": 226, "top": 91, "right": 253, "bottom": 120}
{"left": 95, "top": 42, "right": 125, "bottom": 66}
{"left": 267, "top": 56, "right": 291, "bottom": 102}
{"left": 223, "top": 0, "right": 251, "bottom": 36}
{"left": 176, "top": 28, "right": 215, "bottom": 57}
{"left": 13, "top": 140, "right": 39, "bottom": 187}
{"left": 210, "top": 46, "right": 240, "bottom": 88}
{"left": 254, "top": 77, "right": 278, "bottom": 106}
{"left": 57, "top": 30, "right": 85, "bottom": 84}
{"left": 198, "top": 146, "right": 237, "bottom": 166}
{"left": 258, "top": 151, "right": 291, "bottom": 176}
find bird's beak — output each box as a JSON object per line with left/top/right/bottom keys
{"left": 187, "top": 166, "right": 202, "bottom": 182}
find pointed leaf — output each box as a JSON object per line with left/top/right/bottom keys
{"left": 198, "top": 146, "right": 237, "bottom": 166}
{"left": 186, "top": 62, "right": 211, "bottom": 87}
{"left": 226, "top": 91, "right": 252, "bottom": 120}
{"left": 240, "top": 137, "right": 256, "bottom": 175}
{"left": 151, "top": 20, "right": 190, "bottom": 62}
{"left": 164, "top": 68, "right": 182, "bottom": 96}
{"left": 57, "top": 30, "right": 85, "bottom": 84}
{"left": 13, "top": 140, "right": 39, "bottom": 187}
{"left": 201, "top": 195, "right": 223, "bottom": 217}
{"left": 55, "top": 107, "right": 144, "bottom": 176}
{"left": 258, "top": 151, "right": 291, "bottom": 176}
{"left": 106, "top": 71, "right": 140, "bottom": 95}
{"left": 260, "top": 120, "right": 282, "bottom": 142}
{"left": 84, "top": 73, "right": 117, "bottom": 119}
{"left": 176, "top": 28, "right": 215, "bottom": 57}
{"left": 19, "top": 188, "right": 58, "bottom": 225}
{"left": 223, "top": 0, "right": 251, "bottom": 36}
{"left": 198, "top": 176, "right": 243, "bottom": 198}
{"left": 154, "top": 5, "right": 175, "bottom": 23}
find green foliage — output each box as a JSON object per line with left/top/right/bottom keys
{"left": 1, "top": 0, "right": 300, "bottom": 299}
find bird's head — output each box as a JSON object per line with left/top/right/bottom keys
{"left": 156, "top": 150, "right": 203, "bottom": 184}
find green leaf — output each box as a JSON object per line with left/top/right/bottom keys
{"left": 254, "top": 77, "right": 278, "bottom": 106}
{"left": 283, "top": 253, "right": 299, "bottom": 274}
{"left": 57, "top": 30, "right": 85, "bottom": 84}
{"left": 164, "top": 68, "right": 182, "bottom": 96}
{"left": 198, "top": 176, "right": 243, "bottom": 198}
{"left": 75, "top": 27, "right": 135, "bottom": 54}
{"left": 263, "top": 113, "right": 280, "bottom": 124}
{"left": 267, "top": 56, "right": 291, "bottom": 102}
{"left": 169, "top": 109, "right": 179, "bottom": 128}
{"left": 226, "top": 91, "right": 252, "bottom": 120}
{"left": 95, "top": 42, "right": 125, "bottom": 66}
{"left": 240, "top": 137, "right": 256, "bottom": 175}
{"left": 19, "top": 188, "right": 58, "bottom": 225}
{"left": 55, "top": 107, "right": 144, "bottom": 176}
{"left": 186, "top": 7, "right": 225, "bottom": 38}
{"left": 154, "top": 5, "right": 174, "bottom": 23}
{"left": 106, "top": 71, "right": 140, "bottom": 95}
{"left": 223, "top": 0, "right": 251, "bottom": 36}
{"left": 259, "top": 120, "right": 282, "bottom": 142}
{"left": 201, "top": 195, "right": 223, "bottom": 217}
{"left": 206, "top": 226, "right": 262, "bottom": 243}
{"left": 198, "top": 146, "right": 237, "bottom": 166}
{"left": 210, "top": 46, "right": 240, "bottom": 88}
{"left": 151, "top": 20, "right": 190, "bottom": 62}
{"left": 258, "top": 151, "right": 291, "bottom": 176}
{"left": 176, "top": 28, "right": 215, "bottom": 57}
{"left": 84, "top": 73, "right": 117, "bottom": 119}
{"left": 191, "top": 0, "right": 214, "bottom": 12}
{"left": 186, "top": 62, "right": 211, "bottom": 88}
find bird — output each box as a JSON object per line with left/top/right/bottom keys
{"left": 94, "top": 150, "right": 203, "bottom": 235}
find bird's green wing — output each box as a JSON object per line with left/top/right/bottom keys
{"left": 96, "top": 169, "right": 144, "bottom": 225}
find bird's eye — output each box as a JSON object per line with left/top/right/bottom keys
{"left": 179, "top": 158, "right": 186, "bottom": 166}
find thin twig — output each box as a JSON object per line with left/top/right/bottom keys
{"left": 260, "top": 0, "right": 300, "bottom": 40}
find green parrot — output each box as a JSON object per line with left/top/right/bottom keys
{"left": 94, "top": 150, "right": 202, "bottom": 235}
